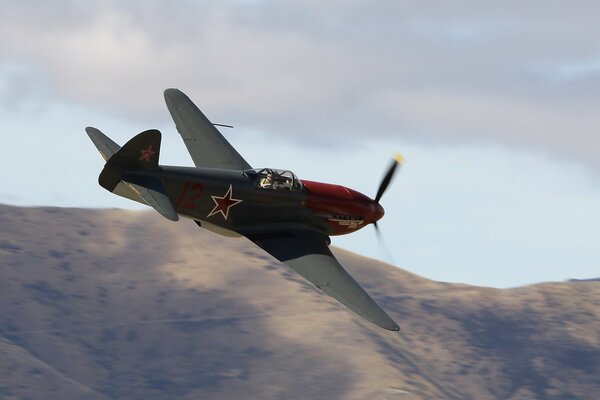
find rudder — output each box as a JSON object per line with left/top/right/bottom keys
{"left": 98, "top": 129, "right": 161, "bottom": 191}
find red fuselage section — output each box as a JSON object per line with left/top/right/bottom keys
{"left": 302, "top": 180, "right": 384, "bottom": 236}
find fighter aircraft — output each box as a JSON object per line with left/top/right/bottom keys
{"left": 87, "top": 89, "right": 402, "bottom": 331}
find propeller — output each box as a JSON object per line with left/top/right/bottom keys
{"left": 373, "top": 153, "right": 404, "bottom": 264}
{"left": 374, "top": 220, "right": 396, "bottom": 265}
{"left": 375, "top": 153, "right": 404, "bottom": 203}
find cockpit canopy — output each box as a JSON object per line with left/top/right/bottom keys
{"left": 247, "top": 168, "right": 302, "bottom": 191}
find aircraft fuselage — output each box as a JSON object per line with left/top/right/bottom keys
{"left": 128, "top": 166, "right": 384, "bottom": 237}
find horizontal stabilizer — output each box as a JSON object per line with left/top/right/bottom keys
{"left": 86, "top": 127, "right": 121, "bottom": 160}
{"left": 137, "top": 186, "right": 178, "bottom": 221}
{"left": 123, "top": 175, "right": 179, "bottom": 221}
{"left": 86, "top": 127, "right": 146, "bottom": 204}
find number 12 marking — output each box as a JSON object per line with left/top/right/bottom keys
{"left": 175, "top": 182, "right": 204, "bottom": 210}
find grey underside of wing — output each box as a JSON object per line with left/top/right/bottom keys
{"left": 247, "top": 231, "right": 399, "bottom": 331}
{"left": 164, "top": 88, "right": 252, "bottom": 171}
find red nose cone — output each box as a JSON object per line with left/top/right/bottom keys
{"left": 374, "top": 202, "right": 385, "bottom": 222}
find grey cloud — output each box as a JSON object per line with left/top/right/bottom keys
{"left": 0, "top": 1, "right": 599, "bottom": 166}
{"left": 0, "top": 63, "right": 50, "bottom": 112}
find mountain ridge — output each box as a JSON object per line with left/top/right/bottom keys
{"left": 1, "top": 204, "right": 599, "bottom": 399}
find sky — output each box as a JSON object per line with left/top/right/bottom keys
{"left": 1, "top": 1, "right": 599, "bottom": 288}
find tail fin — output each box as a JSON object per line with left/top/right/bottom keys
{"left": 98, "top": 129, "right": 161, "bottom": 192}
{"left": 106, "top": 129, "right": 161, "bottom": 170}
{"left": 87, "top": 127, "right": 178, "bottom": 221}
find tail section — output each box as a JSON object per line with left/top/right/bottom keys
{"left": 86, "top": 127, "right": 179, "bottom": 222}
{"left": 105, "top": 129, "right": 161, "bottom": 171}
{"left": 97, "top": 129, "right": 161, "bottom": 192}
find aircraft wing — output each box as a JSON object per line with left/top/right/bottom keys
{"left": 247, "top": 230, "right": 399, "bottom": 331}
{"left": 164, "top": 88, "right": 252, "bottom": 171}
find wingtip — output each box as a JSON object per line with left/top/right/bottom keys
{"left": 370, "top": 313, "right": 400, "bottom": 331}
{"left": 85, "top": 126, "right": 104, "bottom": 144}
{"left": 164, "top": 88, "right": 183, "bottom": 99}
{"left": 164, "top": 88, "right": 195, "bottom": 109}
{"left": 382, "top": 322, "right": 400, "bottom": 331}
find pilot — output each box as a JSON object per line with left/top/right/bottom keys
{"left": 260, "top": 172, "right": 273, "bottom": 189}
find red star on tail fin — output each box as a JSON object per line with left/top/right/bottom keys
{"left": 139, "top": 145, "right": 155, "bottom": 162}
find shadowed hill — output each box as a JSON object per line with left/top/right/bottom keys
{"left": 0, "top": 204, "right": 599, "bottom": 399}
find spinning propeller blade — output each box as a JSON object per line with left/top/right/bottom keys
{"left": 373, "top": 221, "right": 396, "bottom": 265}
{"left": 373, "top": 153, "right": 404, "bottom": 263}
{"left": 375, "top": 153, "right": 404, "bottom": 203}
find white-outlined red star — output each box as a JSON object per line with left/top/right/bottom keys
{"left": 139, "top": 145, "right": 155, "bottom": 162}
{"left": 207, "top": 185, "right": 243, "bottom": 220}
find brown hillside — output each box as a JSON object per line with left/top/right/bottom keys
{"left": 0, "top": 204, "right": 599, "bottom": 399}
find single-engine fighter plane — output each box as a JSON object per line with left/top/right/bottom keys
{"left": 87, "top": 89, "right": 402, "bottom": 331}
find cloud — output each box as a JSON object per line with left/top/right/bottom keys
{"left": 1, "top": 1, "right": 600, "bottom": 166}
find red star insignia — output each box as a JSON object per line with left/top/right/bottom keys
{"left": 139, "top": 145, "right": 155, "bottom": 162}
{"left": 207, "top": 185, "right": 243, "bottom": 220}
